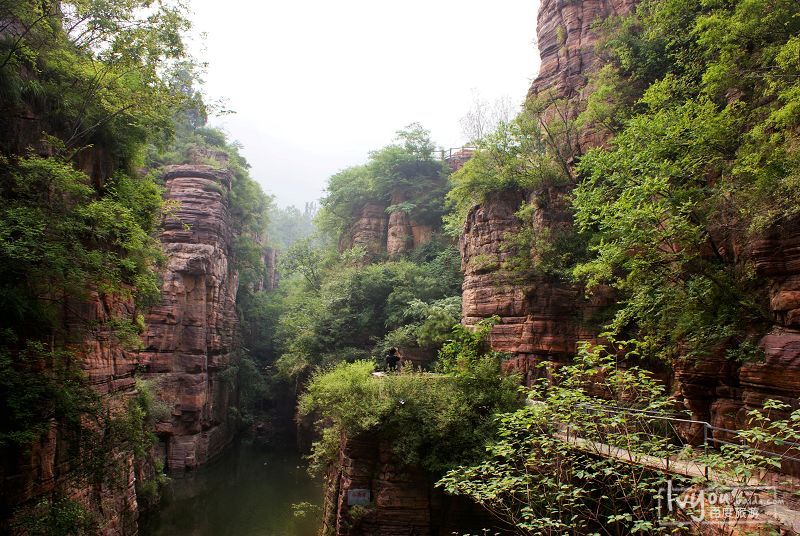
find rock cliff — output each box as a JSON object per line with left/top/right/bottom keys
{"left": 674, "top": 221, "right": 800, "bottom": 472}
{"left": 140, "top": 164, "right": 241, "bottom": 472}
{"left": 0, "top": 126, "right": 158, "bottom": 533}
{"left": 340, "top": 191, "right": 435, "bottom": 259}
{"left": 532, "top": 0, "right": 637, "bottom": 98}
{"left": 322, "top": 435, "right": 501, "bottom": 536}
{"left": 463, "top": 0, "right": 800, "bottom": 474}
{"left": 461, "top": 0, "right": 635, "bottom": 376}
{"left": 0, "top": 290, "right": 142, "bottom": 535}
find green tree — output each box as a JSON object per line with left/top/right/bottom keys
{"left": 299, "top": 321, "right": 520, "bottom": 474}
{"left": 573, "top": 0, "right": 800, "bottom": 362}
{"left": 318, "top": 124, "right": 447, "bottom": 241}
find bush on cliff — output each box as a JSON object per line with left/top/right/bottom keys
{"left": 299, "top": 320, "right": 521, "bottom": 474}
{"left": 317, "top": 123, "right": 448, "bottom": 241}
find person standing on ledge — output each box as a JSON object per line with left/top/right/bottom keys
{"left": 385, "top": 347, "right": 400, "bottom": 372}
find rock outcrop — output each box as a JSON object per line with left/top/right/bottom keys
{"left": 140, "top": 164, "right": 241, "bottom": 472}
{"left": 339, "top": 192, "right": 435, "bottom": 259}
{"left": 343, "top": 203, "right": 389, "bottom": 255}
{"left": 0, "top": 290, "right": 142, "bottom": 535}
{"left": 322, "top": 435, "right": 501, "bottom": 536}
{"left": 461, "top": 0, "right": 636, "bottom": 372}
{"left": 386, "top": 192, "right": 414, "bottom": 257}
{"left": 532, "top": 0, "right": 638, "bottom": 99}
{"left": 464, "top": 0, "right": 800, "bottom": 476}
{"left": 673, "top": 221, "right": 800, "bottom": 472}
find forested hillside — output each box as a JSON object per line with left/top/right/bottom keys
{"left": 265, "top": 125, "right": 463, "bottom": 385}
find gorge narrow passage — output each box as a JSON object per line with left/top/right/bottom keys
{"left": 140, "top": 440, "right": 322, "bottom": 536}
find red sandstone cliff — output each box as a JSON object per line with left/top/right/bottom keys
{"left": 531, "top": 0, "right": 637, "bottom": 99}
{"left": 340, "top": 194, "right": 435, "bottom": 259}
{"left": 461, "top": 0, "right": 635, "bottom": 376}
{"left": 140, "top": 164, "right": 241, "bottom": 472}
{"left": 0, "top": 290, "right": 142, "bottom": 535}
{"left": 673, "top": 221, "right": 800, "bottom": 472}
{"left": 462, "top": 0, "right": 800, "bottom": 472}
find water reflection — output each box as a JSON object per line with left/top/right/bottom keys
{"left": 141, "top": 440, "right": 322, "bottom": 536}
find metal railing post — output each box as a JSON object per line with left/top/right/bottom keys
{"left": 703, "top": 424, "right": 709, "bottom": 480}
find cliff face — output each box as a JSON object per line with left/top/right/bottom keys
{"left": 0, "top": 146, "right": 145, "bottom": 533}
{"left": 674, "top": 222, "right": 800, "bottom": 471}
{"left": 464, "top": 0, "right": 800, "bottom": 470}
{"left": 532, "top": 0, "right": 637, "bottom": 98}
{"left": 340, "top": 191, "right": 435, "bottom": 258}
{"left": 322, "top": 435, "right": 500, "bottom": 536}
{"left": 3, "top": 159, "right": 260, "bottom": 530}
{"left": 140, "top": 164, "right": 241, "bottom": 472}
{"left": 461, "top": 0, "right": 636, "bottom": 375}
{"left": 1, "top": 291, "right": 141, "bottom": 535}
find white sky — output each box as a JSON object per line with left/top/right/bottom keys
{"left": 189, "top": 0, "right": 541, "bottom": 207}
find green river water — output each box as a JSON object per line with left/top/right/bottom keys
{"left": 140, "top": 440, "right": 322, "bottom": 536}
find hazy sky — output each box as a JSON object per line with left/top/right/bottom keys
{"left": 189, "top": 1, "right": 541, "bottom": 207}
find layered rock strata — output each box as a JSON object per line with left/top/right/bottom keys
{"left": 339, "top": 191, "right": 435, "bottom": 258}
{"left": 1, "top": 290, "right": 142, "bottom": 535}
{"left": 322, "top": 435, "right": 501, "bottom": 536}
{"left": 0, "top": 137, "right": 149, "bottom": 533}
{"left": 460, "top": 187, "right": 610, "bottom": 382}
{"left": 461, "top": 0, "right": 637, "bottom": 371}
{"left": 673, "top": 221, "right": 800, "bottom": 472}
{"left": 532, "top": 0, "right": 638, "bottom": 99}
{"left": 463, "top": 0, "right": 800, "bottom": 477}
{"left": 140, "top": 164, "right": 240, "bottom": 472}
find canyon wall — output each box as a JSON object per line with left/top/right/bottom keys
{"left": 462, "top": 0, "right": 800, "bottom": 469}
{"left": 0, "top": 139, "right": 146, "bottom": 533}
{"left": 462, "top": 0, "right": 635, "bottom": 378}
{"left": 675, "top": 221, "right": 800, "bottom": 472}
{"left": 340, "top": 194, "right": 434, "bottom": 258}
{"left": 321, "top": 435, "right": 501, "bottom": 536}
{"left": 0, "top": 291, "right": 141, "bottom": 535}
{"left": 140, "top": 164, "right": 241, "bottom": 472}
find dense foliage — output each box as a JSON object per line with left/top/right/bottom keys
{"left": 271, "top": 243, "right": 463, "bottom": 383}
{"left": 572, "top": 0, "right": 800, "bottom": 361}
{"left": 299, "top": 321, "right": 521, "bottom": 474}
{"left": 317, "top": 124, "right": 448, "bottom": 240}
{"left": 439, "top": 341, "right": 800, "bottom": 535}
{"left": 0, "top": 0, "right": 192, "bottom": 455}
{"left": 444, "top": 113, "right": 569, "bottom": 237}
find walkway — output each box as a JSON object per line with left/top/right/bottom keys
{"left": 540, "top": 403, "right": 800, "bottom": 532}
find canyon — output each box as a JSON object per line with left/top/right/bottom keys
{"left": 322, "top": 0, "right": 800, "bottom": 533}
{"left": 2, "top": 1, "right": 799, "bottom": 534}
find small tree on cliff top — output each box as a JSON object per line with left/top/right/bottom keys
{"left": 318, "top": 123, "right": 448, "bottom": 240}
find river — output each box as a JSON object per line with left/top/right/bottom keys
{"left": 140, "top": 439, "right": 323, "bottom": 536}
